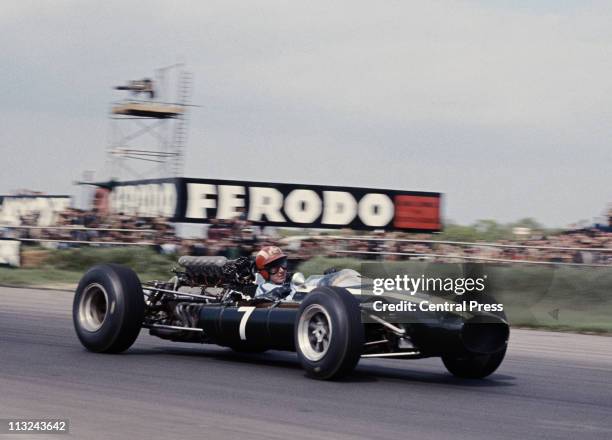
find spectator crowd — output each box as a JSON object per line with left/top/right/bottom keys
{"left": 2, "top": 207, "right": 612, "bottom": 266}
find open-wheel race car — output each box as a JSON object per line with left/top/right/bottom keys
{"left": 72, "top": 256, "right": 510, "bottom": 380}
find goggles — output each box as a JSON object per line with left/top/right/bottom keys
{"left": 267, "top": 258, "right": 288, "bottom": 275}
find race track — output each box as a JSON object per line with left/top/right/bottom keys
{"left": 1, "top": 286, "right": 611, "bottom": 440}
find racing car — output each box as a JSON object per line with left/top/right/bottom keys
{"left": 72, "top": 256, "right": 509, "bottom": 380}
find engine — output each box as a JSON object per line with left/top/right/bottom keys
{"left": 144, "top": 256, "right": 258, "bottom": 342}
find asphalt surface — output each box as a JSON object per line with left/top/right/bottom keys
{"left": 1, "top": 286, "right": 611, "bottom": 440}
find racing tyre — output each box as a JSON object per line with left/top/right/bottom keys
{"left": 229, "top": 344, "right": 268, "bottom": 354}
{"left": 443, "top": 307, "right": 508, "bottom": 379}
{"left": 73, "top": 264, "right": 145, "bottom": 353}
{"left": 295, "top": 286, "right": 364, "bottom": 380}
{"left": 442, "top": 347, "right": 507, "bottom": 379}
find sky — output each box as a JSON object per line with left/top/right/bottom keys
{"left": 1, "top": 0, "right": 611, "bottom": 227}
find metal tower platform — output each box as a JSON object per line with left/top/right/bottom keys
{"left": 107, "top": 64, "right": 193, "bottom": 180}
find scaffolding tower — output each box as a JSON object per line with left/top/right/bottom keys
{"left": 107, "top": 64, "right": 193, "bottom": 180}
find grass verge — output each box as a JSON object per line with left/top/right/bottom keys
{"left": 0, "top": 247, "right": 177, "bottom": 289}
{"left": 1, "top": 252, "right": 610, "bottom": 334}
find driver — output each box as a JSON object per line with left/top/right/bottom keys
{"left": 254, "top": 246, "right": 295, "bottom": 299}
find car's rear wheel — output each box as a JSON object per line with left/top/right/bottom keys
{"left": 73, "top": 264, "right": 144, "bottom": 353}
{"left": 295, "top": 286, "right": 364, "bottom": 380}
{"left": 229, "top": 343, "right": 268, "bottom": 354}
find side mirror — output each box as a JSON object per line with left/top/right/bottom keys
{"left": 291, "top": 272, "right": 306, "bottom": 286}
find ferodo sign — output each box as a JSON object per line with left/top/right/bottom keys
{"left": 105, "top": 178, "right": 441, "bottom": 232}
{"left": 108, "top": 182, "right": 177, "bottom": 218}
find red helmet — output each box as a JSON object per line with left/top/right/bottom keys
{"left": 255, "top": 246, "right": 287, "bottom": 280}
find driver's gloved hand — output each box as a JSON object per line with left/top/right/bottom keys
{"left": 267, "top": 284, "right": 292, "bottom": 300}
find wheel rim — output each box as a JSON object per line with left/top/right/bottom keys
{"left": 297, "top": 304, "right": 332, "bottom": 361}
{"left": 78, "top": 283, "right": 109, "bottom": 332}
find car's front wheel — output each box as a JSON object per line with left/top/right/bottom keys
{"left": 295, "top": 286, "right": 364, "bottom": 380}
{"left": 73, "top": 264, "right": 144, "bottom": 353}
{"left": 442, "top": 348, "right": 507, "bottom": 379}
